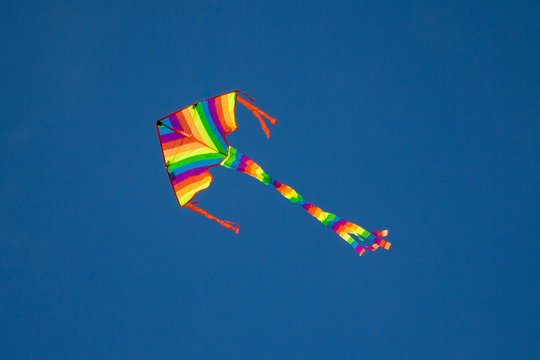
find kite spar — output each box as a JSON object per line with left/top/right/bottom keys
{"left": 156, "top": 91, "right": 390, "bottom": 256}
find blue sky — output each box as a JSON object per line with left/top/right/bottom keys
{"left": 1, "top": 1, "right": 538, "bottom": 358}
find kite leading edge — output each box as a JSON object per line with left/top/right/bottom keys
{"left": 156, "top": 91, "right": 390, "bottom": 256}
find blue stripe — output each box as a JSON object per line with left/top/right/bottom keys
{"left": 169, "top": 158, "right": 223, "bottom": 178}
{"left": 158, "top": 126, "right": 175, "bottom": 136}
{"left": 326, "top": 217, "right": 340, "bottom": 228}
{"left": 230, "top": 149, "right": 244, "bottom": 170}
{"left": 201, "top": 102, "right": 228, "bottom": 153}
{"left": 230, "top": 155, "right": 243, "bottom": 170}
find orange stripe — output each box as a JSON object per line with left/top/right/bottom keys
{"left": 281, "top": 185, "right": 295, "bottom": 196}
{"left": 176, "top": 176, "right": 213, "bottom": 206}
{"left": 342, "top": 222, "right": 354, "bottom": 233}
{"left": 218, "top": 95, "right": 231, "bottom": 132}
{"left": 215, "top": 95, "right": 232, "bottom": 134}
{"left": 173, "top": 171, "right": 210, "bottom": 193}
{"left": 161, "top": 139, "right": 183, "bottom": 151}
{"left": 164, "top": 141, "right": 205, "bottom": 158}
{"left": 380, "top": 240, "right": 391, "bottom": 250}
{"left": 220, "top": 94, "right": 235, "bottom": 132}
{"left": 181, "top": 107, "right": 205, "bottom": 143}
{"left": 180, "top": 173, "right": 212, "bottom": 195}
{"left": 310, "top": 207, "right": 323, "bottom": 218}
{"left": 175, "top": 110, "right": 192, "bottom": 135}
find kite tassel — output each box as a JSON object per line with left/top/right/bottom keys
{"left": 237, "top": 95, "right": 277, "bottom": 139}
{"left": 370, "top": 230, "right": 391, "bottom": 250}
{"left": 326, "top": 218, "right": 391, "bottom": 256}
{"left": 185, "top": 202, "right": 239, "bottom": 234}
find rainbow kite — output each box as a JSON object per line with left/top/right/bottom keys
{"left": 156, "top": 91, "right": 390, "bottom": 256}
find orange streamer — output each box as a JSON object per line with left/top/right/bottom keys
{"left": 185, "top": 202, "right": 239, "bottom": 233}
{"left": 237, "top": 96, "right": 277, "bottom": 138}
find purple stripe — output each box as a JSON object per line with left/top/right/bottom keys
{"left": 332, "top": 219, "right": 347, "bottom": 232}
{"left": 208, "top": 99, "right": 226, "bottom": 138}
{"left": 302, "top": 203, "right": 313, "bottom": 211}
{"left": 237, "top": 155, "right": 249, "bottom": 172}
{"left": 169, "top": 114, "right": 183, "bottom": 130}
{"left": 171, "top": 167, "right": 208, "bottom": 185}
{"left": 160, "top": 132, "right": 184, "bottom": 143}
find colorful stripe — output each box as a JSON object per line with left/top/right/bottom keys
{"left": 220, "top": 146, "right": 391, "bottom": 255}
{"left": 156, "top": 92, "right": 238, "bottom": 206}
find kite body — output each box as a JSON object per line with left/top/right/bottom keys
{"left": 156, "top": 91, "right": 390, "bottom": 256}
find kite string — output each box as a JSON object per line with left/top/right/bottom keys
{"left": 235, "top": 90, "right": 256, "bottom": 103}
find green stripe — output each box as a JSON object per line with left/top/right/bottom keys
{"left": 262, "top": 173, "right": 270, "bottom": 185}
{"left": 322, "top": 213, "right": 336, "bottom": 226}
{"left": 168, "top": 152, "right": 225, "bottom": 172}
{"left": 221, "top": 147, "right": 238, "bottom": 168}
{"left": 358, "top": 229, "right": 370, "bottom": 239}
{"left": 196, "top": 103, "right": 226, "bottom": 154}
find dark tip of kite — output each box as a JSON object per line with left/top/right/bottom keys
{"left": 157, "top": 120, "right": 163, "bottom": 126}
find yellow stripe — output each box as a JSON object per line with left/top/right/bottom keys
{"left": 181, "top": 108, "right": 207, "bottom": 148}
{"left": 166, "top": 144, "right": 217, "bottom": 164}
{"left": 227, "top": 92, "right": 237, "bottom": 128}
{"left": 219, "top": 95, "right": 231, "bottom": 131}
{"left": 219, "top": 93, "right": 237, "bottom": 131}
{"left": 189, "top": 106, "right": 219, "bottom": 152}
{"left": 342, "top": 233, "right": 355, "bottom": 244}
{"left": 177, "top": 174, "right": 213, "bottom": 205}
{"left": 164, "top": 141, "right": 206, "bottom": 159}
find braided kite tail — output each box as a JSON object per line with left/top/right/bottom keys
{"left": 272, "top": 180, "right": 390, "bottom": 256}
{"left": 220, "top": 147, "right": 390, "bottom": 255}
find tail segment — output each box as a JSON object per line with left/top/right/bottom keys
{"left": 220, "top": 147, "right": 390, "bottom": 255}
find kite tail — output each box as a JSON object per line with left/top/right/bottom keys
{"left": 220, "top": 147, "right": 390, "bottom": 255}
{"left": 185, "top": 202, "right": 240, "bottom": 234}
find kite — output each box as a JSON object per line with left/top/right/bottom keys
{"left": 156, "top": 91, "right": 390, "bottom": 256}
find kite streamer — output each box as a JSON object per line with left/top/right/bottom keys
{"left": 156, "top": 91, "right": 390, "bottom": 256}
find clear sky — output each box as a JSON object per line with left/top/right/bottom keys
{"left": 1, "top": 1, "right": 538, "bottom": 359}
